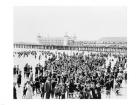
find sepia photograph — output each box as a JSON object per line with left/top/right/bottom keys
{"left": 13, "top": 6, "right": 127, "bottom": 99}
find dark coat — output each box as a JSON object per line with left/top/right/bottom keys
{"left": 44, "top": 81, "right": 51, "bottom": 93}
{"left": 44, "top": 81, "right": 51, "bottom": 99}
{"left": 17, "top": 74, "right": 21, "bottom": 84}
{"left": 69, "top": 82, "right": 75, "bottom": 93}
{"left": 13, "top": 86, "right": 17, "bottom": 99}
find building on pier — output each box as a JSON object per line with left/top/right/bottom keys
{"left": 37, "top": 35, "right": 127, "bottom": 48}
{"left": 14, "top": 35, "right": 127, "bottom": 54}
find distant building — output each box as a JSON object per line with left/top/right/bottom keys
{"left": 37, "top": 35, "right": 127, "bottom": 48}
{"left": 37, "top": 35, "right": 64, "bottom": 46}
{"left": 37, "top": 34, "right": 76, "bottom": 46}
{"left": 14, "top": 35, "right": 127, "bottom": 54}
{"left": 98, "top": 37, "right": 127, "bottom": 47}
{"left": 37, "top": 34, "right": 97, "bottom": 46}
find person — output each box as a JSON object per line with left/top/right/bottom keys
{"left": 13, "top": 65, "right": 17, "bottom": 75}
{"left": 31, "top": 81, "right": 36, "bottom": 95}
{"left": 124, "top": 71, "right": 127, "bottom": 83}
{"left": 13, "top": 82, "right": 17, "bottom": 99}
{"left": 35, "top": 64, "right": 39, "bottom": 77}
{"left": 115, "top": 77, "right": 121, "bottom": 95}
{"left": 110, "top": 73, "right": 114, "bottom": 90}
{"left": 68, "top": 79, "right": 75, "bottom": 98}
{"left": 44, "top": 78, "right": 51, "bottom": 99}
{"left": 61, "top": 84, "right": 66, "bottom": 99}
{"left": 85, "top": 85, "right": 92, "bottom": 99}
{"left": 24, "top": 64, "right": 28, "bottom": 78}
{"left": 29, "top": 70, "right": 33, "bottom": 82}
{"left": 117, "top": 72, "right": 123, "bottom": 88}
{"left": 96, "top": 83, "right": 101, "bottom": 99}
{"left": 57, "top": 85, "right": 62, "bottom": 99}
{"left": 54, "top": 84, "right": 60, "bottom": 99}
{"left": 51, "top": 78, "right": 56, "bottom": 98}
{"left": 40, "top": 83, "right": 45, "bottom": 99}
{"left": 90, "top": 83, "right": 96, "bottom": 99}
{"left": 17, "top": 65, "right": 20, "bottom": 74}
{"left": 17, "top": 71, "right": 22, "bottom": 87}
{"left": 25, "top": 81, "right": 33, "bottom": 99}
{"left": 22, "top": 82, "right": 27, "bottom": 98}
{"left": 35, "top": 76, "right": 40, "bottom": 94}
{"left": 105, "top": 79, "right": 111, "bottom": 98}
{"left": 94, "top": 89, "right": 99, "bottom": 99}
{"left": 99, "top": 76, "right": 104, "bottom": 92}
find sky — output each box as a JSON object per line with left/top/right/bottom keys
{"left": 14, "top": 6, "right": 127, "bottom": 43}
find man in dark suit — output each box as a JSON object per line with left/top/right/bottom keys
{"left": 51, "top": 78, "right": 56, "bottom": 98}
{"left": 13, "top": 82, "right": 17, "bottom": 99}
{"left": 69, "top": 79, "right": 75, "bottom": 98}
{"left": 44, "top": 78, "right": 51, "bottom": 99}
{"left": 17, "top": 71, "right": 22, "bottom": 87}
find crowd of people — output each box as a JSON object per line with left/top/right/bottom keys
{"left": 13, "top": 49, "right": 127, "bottom": 99}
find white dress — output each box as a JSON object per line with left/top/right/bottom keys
{"left": 25, "top": 85, "right": 33, "bottom": 99}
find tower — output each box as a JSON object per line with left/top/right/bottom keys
{"left": 63, "top": 32, "right": 69, "bottom": 46}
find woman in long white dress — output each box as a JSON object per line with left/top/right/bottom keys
{"left": 25, "top": 82, "right": 33, "bottom": 99}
